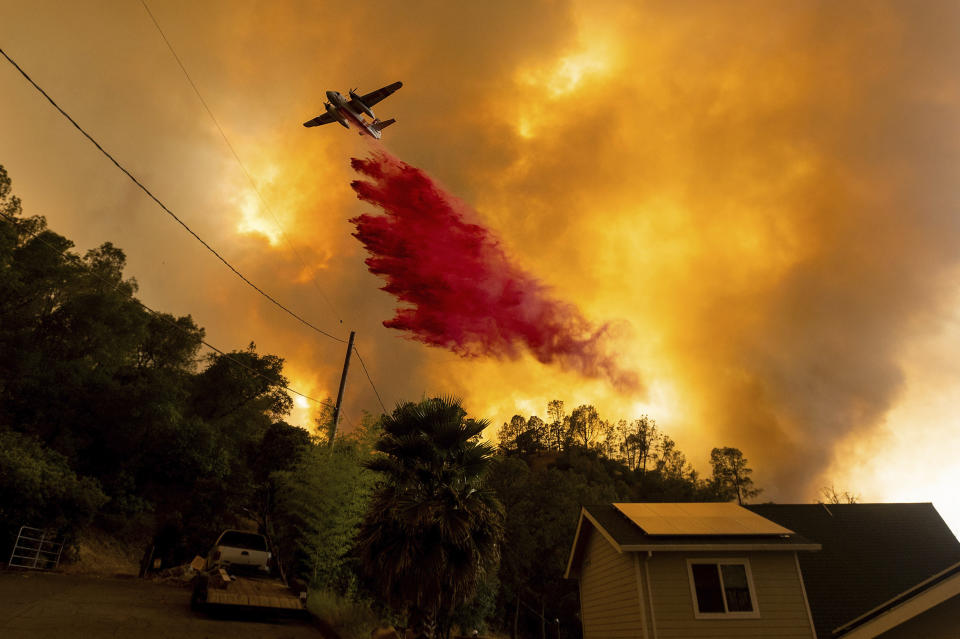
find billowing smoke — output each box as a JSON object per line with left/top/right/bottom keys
{"left": 5, "top": 1, "right": 960, "bottom": 510}
{"left": 349, "top": 150, "right": 639, "bottom": 392}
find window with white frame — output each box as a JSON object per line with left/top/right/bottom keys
{"left": 687, "top": 559, "right": 759, "bottom": 618}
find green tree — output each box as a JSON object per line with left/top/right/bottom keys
{"left": 190, "top": 343, "right": 292, "bottom": 425}
{"left": 247, "top": 421, "right": 312, "bottom": 534}
{"left": 517, "top": 416, "right": 546, "bottom": 455}
{"left": 488, "top": 456, "right": 616, "bottom": 639}
{"left": 709, "top": 447, "right": 762, "bottom": 505}
{"left": 545, "top": 400, "right": 566, "bottom": 451}
{"left": 356, "top": 397, "right": 504, "bottom": 639}
{"left": 499, "top": 415, "right": 548, "bottom": 456}
{"left": 0, "top": 166, "right": 210, "bottom": 525}
{"left": 655, "top": 435, "right": 691, "bottom": 480}
{"left": 163, "top": 345, "right": 297, "bottom": 557}
{"left": 0, "top": 429, "right": 108, "bottom": 551}
{"left": 448, "top": 573, "right": 499, "bottom": 636}
{"left": 273, "top": 419, "right": 376, "bottom": 588}
{"left": 622, "top": 416, "right": 657, "bottom": 478}
{"left": 0, "top": 165, "right": 323, "bottom": 571}
{"left": 497, "top": 414, "right": 528, "bottom": 454}
{"left": 567, "top": 404, "right": 602, "bottom": 449}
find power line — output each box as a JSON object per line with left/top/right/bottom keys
{"left": 128, "top": 12, "right": 392, "bottom": 417}
{"left": 353, "top": 346, "right": 388, "bottom": 413}
{"left": 339, "top": 412, "right": 357, "bottom": 431}
{"left": 0, "top": 209, "right": 335, "bottom": 410}
{"left": 138, "top": 0, "right": 346, "bottom": 327}
{"left": 190, "top": 329, "right": 335, "bottom": 409}
{"left": 1, "top": 45, "right": 390, "bottom": 416}
{"left": 0, "top": 46, "right": 346, "bottom": 345}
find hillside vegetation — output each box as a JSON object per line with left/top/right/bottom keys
{"left": 0, "top": 165, "right": 760, "bottom": 638}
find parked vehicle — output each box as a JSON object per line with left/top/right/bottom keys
{"left": 205, "top": 529, "right": 271, "bottom": 574}
{"left": 192, "top": 530, "right": 305, "bottom": 614}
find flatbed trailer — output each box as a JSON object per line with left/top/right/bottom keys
{"left": 192, "top": 567, "right": 306, "bottom": 613}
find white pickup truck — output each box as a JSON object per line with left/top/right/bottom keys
{"left": 193, "top": 530, "right": 306, "bottom": 613}
{"left": 205, "top": 529, "right": 272, "bottom": 574}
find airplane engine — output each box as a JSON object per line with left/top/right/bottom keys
{"left": 325, "top": 102, "right": 349, "bottom": 129}
{"left": 349, "top": 89, "right": 375, "bottom": 118}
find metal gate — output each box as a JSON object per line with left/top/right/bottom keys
{"left": 7, "top": 526, "right": 63, "bottom": 570}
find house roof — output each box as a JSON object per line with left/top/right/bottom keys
{"left": 564, "top": 504, "right": 820, "bottom": 579}
{"left": 747, "top": 503, "right": 960, "bottom": 638}
{"left": 834, "top": 560, "right": 960, "bottom": 638}
{"left": 613, "top": 502, "right": 795, "bottom": 536}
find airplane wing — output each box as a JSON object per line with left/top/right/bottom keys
{"left": 303, "top": 112, "right": 336, "bottom": 127}
{"left": 352, "top": 81, "right": 403, "bottom": 110}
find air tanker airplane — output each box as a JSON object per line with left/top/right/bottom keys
{"left": 303, "top": 81, "right": 403, "bottom": 139}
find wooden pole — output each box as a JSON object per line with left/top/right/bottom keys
{"left": 329, "top": 331, "right": 355, "bottom": 445}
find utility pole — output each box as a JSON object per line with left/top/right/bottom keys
{"left": 329, "top": 331, "right": 355, "bottom": 446}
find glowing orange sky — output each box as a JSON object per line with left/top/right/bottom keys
{"left": 2, "top": 0, "right": 959, "bottom": 532}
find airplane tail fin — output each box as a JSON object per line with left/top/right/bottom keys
{"left": 372, "top": 118, "right": 396, "bottom": 132}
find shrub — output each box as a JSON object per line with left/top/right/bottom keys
{"left": 0, "top": 428, "right": 108, "bottom": 553}
{"left": 306, "top": 588, "right": 381, "bottom": 639}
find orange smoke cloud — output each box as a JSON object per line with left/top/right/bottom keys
{"left": 2, "top": 1, "right": 959, "bottom": 506}
{"left": 349, "top": 149, "right": 640, "bottom": 391}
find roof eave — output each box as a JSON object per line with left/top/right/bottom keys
{"left": 620, "top": 542, "right": 822, "bottom": 552}
{"left": 563, "top": 508, "right": 588, "bottom": 580}
{"left": 833, "top": 560, "right": 960, "bottom": 638}
{"left": 564, "top": 507, "right": 625, "bottom": 579}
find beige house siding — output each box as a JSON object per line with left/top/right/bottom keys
{"left": 645, "top": 550, "right": 815, "bottom": 639}
{"left": 579, "top": 528, "right": 647, "bottom": 638}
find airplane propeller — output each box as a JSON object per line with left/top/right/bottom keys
{"left": 349, "top": 88, "right": 375, "bottom": 118}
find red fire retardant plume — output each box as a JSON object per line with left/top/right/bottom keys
{"left": 349, "top": 150, "right": 640, "bottom": 392}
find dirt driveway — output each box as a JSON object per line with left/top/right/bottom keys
{"left": 0, "top": 570, "right": 325, "bottom": 638}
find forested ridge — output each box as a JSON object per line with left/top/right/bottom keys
{"left": 0, "top": 165, "right": 762, "bottom": 638}
{"left": 0, "top": 164, "right": 317, "bottom": 563}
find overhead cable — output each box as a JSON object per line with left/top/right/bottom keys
{"left": 0, "top": 46, "right": 346, "bottom": 345}
{"left": 0, "top": 209, "right": 336, "bottom": 410}
{"left": 353, "top": 346, "right": 388, "bottom": 413}
{"left": 131, "top": 10, "right": 392, "bottom": 416}
{"left": 138, "top": 0, "right": 346, "bottom": 326}
{"left": 1, "top": 45, "right": 390, "bottom": 416}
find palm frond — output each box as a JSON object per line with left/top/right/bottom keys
{"left": 358, "top": 396, "right": 505, "bottom": 619}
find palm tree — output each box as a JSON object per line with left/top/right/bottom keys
{"left": 357, "top": 397, "right": 504, "bottom": 639}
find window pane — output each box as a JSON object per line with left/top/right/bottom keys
{"left": 218, "top": 531, "right": 268, "bottom": 551}
{"left": 691, "top": 564, "right": 725, "bottom": 613}
{"left": 721, "top": 564, "right": 753, "bottom": 612}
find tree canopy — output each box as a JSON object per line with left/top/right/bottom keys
{"left": 0, "top": 165, "right": 311, "bottom": 567}
{"left": 0, "top": 164, "right": 769, "bottom": 639}
{"left": 357, "top": 397, "right": 504, "bottom": 639}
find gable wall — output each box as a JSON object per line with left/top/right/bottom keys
{"left": 645, "top": 550, "right": 815, "bottom": 639}
{"left": 579, "top": 528, "right": 647, "bottom": 638}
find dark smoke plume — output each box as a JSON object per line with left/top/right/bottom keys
{"left": 349, "top": 150, "right": 639, "bottom": 392}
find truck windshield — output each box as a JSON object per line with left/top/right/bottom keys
{"left": 217, "top": 531, "right": 268, "bottom": 551}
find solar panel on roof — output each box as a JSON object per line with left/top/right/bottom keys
{"left": 612, "top": 502, "right": 795, "bottom": 536}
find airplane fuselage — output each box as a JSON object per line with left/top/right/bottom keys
{"left": 325, "top": 90, "right": 383, "bottom": 139}
{"left": 304, "top": 81, "right": 401, "bottom": 137}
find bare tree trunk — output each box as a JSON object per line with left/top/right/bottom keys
{"left": 512, "top": 593, "right": 520, "bottom": 639}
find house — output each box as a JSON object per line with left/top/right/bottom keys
{"left": 566, "top": 502, "right": 960, "bottom": 639}
{"left": 832, "top": 560, "right": 960, "bottom": 638}
{"left": 564, "top": 503, "right": 821, "bottom": 638}
{"left": 747, "top": 503, "right": 960, "bottom": 638}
